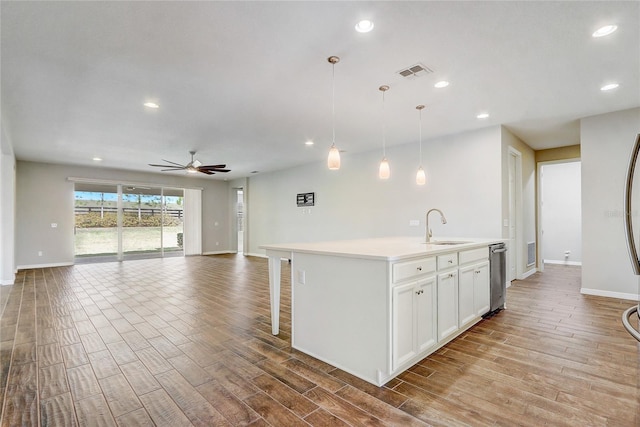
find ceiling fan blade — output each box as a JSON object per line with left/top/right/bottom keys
{"left": 198, "top": 167, "right": 230, "bottom": 172}
{"left": 198, "top": 169, "right": 215, "bottom": 175}
{"left": 149, "top": 163, "right": 185, "bottom": 169}
{"left": 161, "top": 159, "right": 187, "bottom": 167}
{"left": 161, "top": 168, "right": 186, "bottom": 172}
{"left": 199, "top": 164, "right": 226, "bottom": 169}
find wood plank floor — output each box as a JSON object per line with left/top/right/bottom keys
{"left": 1, "top": 255, "right": 638, "bottom": 426}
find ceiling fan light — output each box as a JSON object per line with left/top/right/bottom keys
{"left": 379, "top": 157, "right": 390, "bottom": 180}
{"left": 355, "top": 20, "right": 374, "bottom": 33}
{"left": 592, "top": 25, "right": 617, "bottom": 38}
{"left": 416, "top": 166, "right": 426, "bottom": 186}
{"left": 328, "top": 144, "right": 341, "bottom": 170}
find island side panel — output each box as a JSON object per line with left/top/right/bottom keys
{"left": 291, "top": 252, "right": 389, "bottom": 385}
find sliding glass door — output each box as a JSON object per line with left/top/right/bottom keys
{"left": 162, "top": 188, "right": 184, "bottom": 257}
{"left": 122, "top": 187, "right": 163, "bottom": 259}
{"left": 74, "top": 183, "right": 185, "bottom": 262}
{"left": 74, "top": 183, "right": 119, "bottom": 261}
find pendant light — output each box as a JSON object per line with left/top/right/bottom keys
{"left": 327, "top": 56, "right": 341, "bottom": 170}
{"left": 416, "top": 105, "right": 426, "bottom": 185}
{"left": 378, "top": 85, "right": 390, "bottom": 180}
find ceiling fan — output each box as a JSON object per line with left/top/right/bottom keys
{"left": 149, "top": 151, "right": 230, "bottom": 175}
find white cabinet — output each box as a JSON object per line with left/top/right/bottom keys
{"left": 391, "top": 260, "right": 438, "bottom": 370}
{"left": 458, "top": 264, "right": 477, "bottom": 327}
{"left": 437, "top": 269, "right": 459, "bottom": 341}
{"left": 459, "top": 247, "right": 490, "bottom": 327}
{"left": 473, "top": 261, "right": 490, "bottom": 316}
{"left": 459, "top": 261, "right": 490, "bottom": 326}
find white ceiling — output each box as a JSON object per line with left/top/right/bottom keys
{"left": 2, "top": 1, "right": 639, "bottom": 180}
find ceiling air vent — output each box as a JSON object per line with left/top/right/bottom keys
{"left": 397, "top": 63, "right": 433, "bottom": 79}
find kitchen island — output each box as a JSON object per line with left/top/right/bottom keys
{"left": 261, "top": 236, "right": 504, "bottom": 386}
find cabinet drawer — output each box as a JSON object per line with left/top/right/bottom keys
{"left": 437, "top": 253, "right": 458, "bottom": 270}
{"left": 459, "top": 247, "right": 489, "bottom": 265}
{"left": 393, "top": 257, "right": 436, "bottom": 283}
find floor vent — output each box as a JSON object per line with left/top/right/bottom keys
{"left": 397, "top": 63, "right": 433, "bottom": 79}
{"left": 527, "top": 242, "right": 536, "bottom": 267}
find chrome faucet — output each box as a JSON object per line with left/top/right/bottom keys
{"left": 426, "top": 209, "right": 447, "bottom": 243}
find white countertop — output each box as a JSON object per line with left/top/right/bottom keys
{"left": 260, "top": 236, "right": 504, "bottom": 261}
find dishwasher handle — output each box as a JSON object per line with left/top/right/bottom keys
{"left": 491, "top": 248, "right": 507, "bottom": 254}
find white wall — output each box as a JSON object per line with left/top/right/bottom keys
{"left": 15, "top": 161, "right": 231, "bottom": 268}
{"left": 0, "top": 121, "right": 16, "bottom": 285}
{"left": 246, "top": 126, "right": 504, "bottom": 256}
{"left": 501, "top": 127, "right": 537, "bottom": 278}
{"left": 541, "top": 161, "right": 582, "bottom": 264}
{"left": 581, "top": 107, "right": 640, "bottom": 300}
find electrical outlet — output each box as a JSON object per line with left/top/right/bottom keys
{"left": 38, "top": 251, "right": 43, "bottom": 256}
{"left": 51, "top": 223, "right": 57, "bottom": 228}
{"left": 409, "top": 220, "right": 420, "bottom": 227}
{"left": 297, "top": 270, "right": 306, "bottom": 285}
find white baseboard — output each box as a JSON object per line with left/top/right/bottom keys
{"left": 244, "top": 252, "right": 268, "bottom": 259}
{"left": 580, "top": 287, "right": 639, "bottom": 302}
{"left": 1, "top": 276, "right": 15, "bottom": 286}
{"left": 17, "top": 262, "right": 74, "bottom": 270}
{"left": 544, "top": 259, "right": 582, "bottom": 266}
{"left": 202, "top": 250, "right": 234, "bottom": 256}
{"left": 519, "top": 268, "right": 538, "bottom": 280}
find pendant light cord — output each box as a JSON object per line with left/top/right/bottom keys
{"left": 382, "top": 90, "right": 386, "bottom": 156}
{"left": 418, "top": 107, "right": 423, "bottom": 164}
{"left": 332, "top": 62, "right": 336, "bottom": 145}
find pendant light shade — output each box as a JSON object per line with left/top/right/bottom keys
{"left": 416, "top": 105, "right": 426, "bottom": 186}
{"left": 327, "top": 56, "right": 341, "bottom": 170}
{"left": 378, "top": 85, "right": 390, "bottom": 179}
{"left": 328, "top": 143, "right": 340, "bottom": 170}
{"left": 416, "top": 166, "right": 426, "bottom": 185}
{"left": 379, "top": 157, "right": 390, "bottom": 179}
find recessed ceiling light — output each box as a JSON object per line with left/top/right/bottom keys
{"left": 592, "top": 25, "right": 618, "bottom": 38}
{"left": 92, "top": 157, "right": 102, "bottom": 162}
{"left": 477, "top": 113, "right": 490, "bottom": 119}
{"left": 143, "top": 102, "right": 159, "bottom": 109}
{"left": 305, "top": 140, "right": 314, "bottom": 146}
{"left": 434, "top": 80, "right": 449, "bottom": 88}
{"left": 600, "top": 83, "right": 619, "bottom": 91}
{"left": 355, "top": 20, "right": 374, "bottom": 33}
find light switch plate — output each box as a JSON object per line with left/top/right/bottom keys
{"left": 297, "top": 270, "right": 306, "bottom": 285}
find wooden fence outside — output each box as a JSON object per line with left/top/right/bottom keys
{"left": 75, "top": 206, "right": 183, "bottom": 219}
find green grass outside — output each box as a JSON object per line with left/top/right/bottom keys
{"left": 75, "top": 226, "right": 183, "bottom": 256}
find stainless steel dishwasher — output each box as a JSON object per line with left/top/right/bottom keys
{"left": 488, "top": 243, "right": 507, "bottom": 314}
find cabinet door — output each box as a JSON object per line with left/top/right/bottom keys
{"left": 474, "top": 261, "right": 490, "bottom": 316}
{"left": 437, "top": 270, "right": 459, "bottom": 341}
{"left": 416, "top": 276, "right": 437, "bottom": 353}
{"left": 392, "top": 281, "right": 417, "bottom": 370}
{"left": 458, "top": 264, "right": 476, "bottom": 327}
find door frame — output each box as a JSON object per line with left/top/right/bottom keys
{"left": 508, "top": 147, "right": 523, "bottom": 281}
{"left": 536, "top": 158, "right": 581, "bottom": 272}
